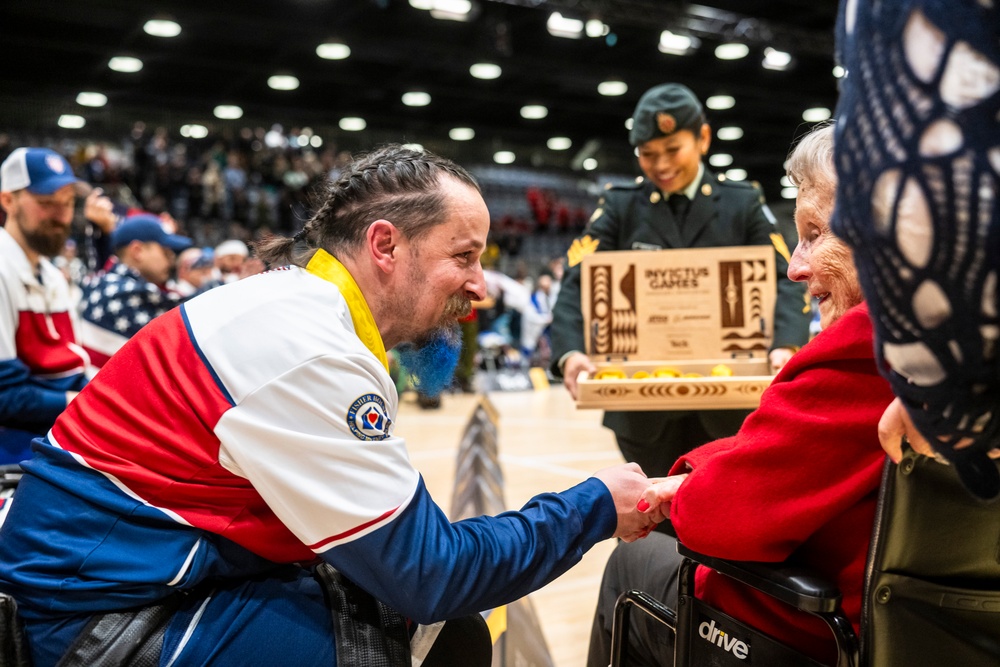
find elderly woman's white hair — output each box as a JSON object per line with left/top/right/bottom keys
{"left": 785, "top": 122, "right": 836, "bottom": 198}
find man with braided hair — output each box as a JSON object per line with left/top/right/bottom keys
{"left": 0, "top": 145, "right": 655, "bottom": 666}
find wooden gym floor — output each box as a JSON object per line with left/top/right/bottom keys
{"left": 397, "top": 386, "right": 624, "bottom": 667}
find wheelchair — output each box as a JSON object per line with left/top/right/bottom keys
{"left": 611, "top": 447, "right": 1000, "bottom": 666}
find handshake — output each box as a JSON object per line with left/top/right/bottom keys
{"left": 592, "top": 463, "right": 689, "bottom": 542}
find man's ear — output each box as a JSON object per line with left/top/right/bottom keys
{"left": 0, "top": 191, "right": 14, "bottom": 214}
{"left": 367, "top": 219, "right": 399, "bottom": 274}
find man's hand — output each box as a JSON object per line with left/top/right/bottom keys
{"left": 636, "top": 474, "right": 688, "bottom": 526}
{"left": 562, "top": 352, "right": 596, "bottom": 400}
{"left": 769, "top": 347, "right": 795, "bottom": 373}
{"left": 879, "top": 398, "right": 1000, "bottom": 463}
{"left": 592, "top": 463, "right": 657, "bottom": 542}
{"left": 83, "top": 188, "right": 117, "bottom": 233}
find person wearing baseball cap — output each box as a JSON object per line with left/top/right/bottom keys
{"left": 550, "top": 83, "right": 812, "bottom": 488}
{"left": 78, "top": 214, "right": 192, "bottom": 368}
{"left": 0, "top": 148, "right": 94, "bottom": 463}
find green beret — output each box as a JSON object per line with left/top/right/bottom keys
{"left": 629, "top": 83, "right": 705, "bottom": 147}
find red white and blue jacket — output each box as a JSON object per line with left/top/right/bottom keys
{"left": 0, "top": 228, "right": 89, "bottom": 457}
{"left": 0, "top": 249, "right": 615, "bottom": 650}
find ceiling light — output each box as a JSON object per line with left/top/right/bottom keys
{"left": 310, "top": 135, "right": 323, "bottom": 148}
{"left": 212, "top": 104, "right": 243, "bottom": 120}
{"left": 76, "top": 92, "right": 107, "bottom": 107}
{"left": 547, "top": 12, "right": 584, "bottom": 39}
{"left": 715, "top": 43, "right": 749, "bottom": 60}
{"left": 494, "top": 151, "right": 515, "bottom": 164}
{"left": 268, "top": 75, "right": 299, "bottom": 91}
{"left": 402, "top": 91, "right": 431, "bottom": 107}
{"left": 583, "top": 158, "right": 598, "bottom": 171}
{"left": 296, "top": 135, "right": 310, "bottom": 147}
{"left": 625, "top": 118, "right": 633, "bottom": 130}
{"left": 427, "top": 0, "right": 473, "bottom": 22}
{"left": 213, "top": 105, "right": 243, "bottom": 120}
{"left": 520, "top": 105, "right": 548, "bottom": 120}
{"left": 585, "top": 20, "right": 608, "bottom": 38}
{"left": 780, "top": 175, "right": 794, "bottom": 187}
{"left": 402, "top": 143, "right": 425, "bottom": 152}
{"left": 316, "top": 42, "right": 351, "bottom": 60}
{"left": 725, "top": 168, "right": 748, "bottom": 181}
{"left": 833, "top": 65, "right": 847, "bottom": 78}
{"left": 449, "top": 127, "right": 475, "bottom": 141}
{"left": 469, "top": 63, "right": 501, "bottom": 80}
{"left": 339, "top": 117, "right": 366, "bottom": 131}
{"left": 717, "top": 126, "right": 744, "bottom": 141}
{"left": 781, "top": 186, "right": 799, "bottom": 199}
{"left": 597, "top": 80, "right": 628, "bottom": 97}
{"left": 58, "top": 114, "right": 86, "bottom": 129}
{"left": 143, "top": 19, "right": 182, "bottom": 38}
{"left": 180, "top": 124, "right": 208, "bottom": 139}
{"left": 547, "top": 137, "right": 572, "bottom": 150}
{"left": 706, "top": 95, "right": 735, "bottom": 110}
{"left": 803, "top": 107, "right": 832, "bottom": 122}
{"left": 708, "top": 153, "right": 733, "bottom": 167}
{"left": 762, "top": 47, "right": 792, "bottom": 71}
{"left": 108, "top": 56, "right": 143, "bottom": 73}
{"left": 659, "top": 30, "right": 696, "bottom": 56}
{"left": 409, "top": 0, "right": 433, "bottom": 8}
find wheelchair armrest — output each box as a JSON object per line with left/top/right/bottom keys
{"left": 677, "top": 542, "right": 843, "bottom": 614}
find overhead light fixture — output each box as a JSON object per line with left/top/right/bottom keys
{"left": 547, "top": 12, "right": 584, "bottom": 39}
{"left": 213, "top": 105, "right": 243, "bottom": 120}
{"left": 339, "top": 117, "right": 366, "bottom": 131}
{"left": 180, "top": 124, "right": 209, "bottom": 139}
{"left": 402, "top": 143, "right": 425, "bottom": 152}
{"left": 296, "top": 135, "right": 310, "bottom": 147}
{"left": 310, "top": 135, "right": 323, "bottom": 148}
{"left": 715, "top": 43, "right": 749, "bottom": 60}
{"left": 708, "top": 153, "right": 734, "bottom": 168}
{"left": 781, "top": 186, "right": 799, "bottom": 199}
{"left": 411, "top": 0, "right": 474, "bottom": 22}
{"left": 625, "top": 118, "right": 633, "bottom": 130}
{"left": 76, "top": 92, "right": 107, "bottom": 107}
{"left": 469, "top": 63, "right": 501, "bottom": 80}
{"left": 725, "top": 168, "right": 748, "bottom": 181}
{"left": 58, "top": 114, "right": 86, "bottom": 129}
{"left": 316, "top": 42, "right": 351, "bottom": 60}
{"left": 520, "top": 105, "right": 548, "bottom": 120}
{"left": 494, "top": 151, "right": 515, "bottom": 164}
{"left": 780, "top": 175, "right": 794, "bottom": 187}
{"left": 108, "top": 56, "right": 143, "bottom": 73}
{"left": 585, "top": 19, "right": 608, "bottom": 38}
{"left": 268, "top": 75, "right": 299, "bottom": 91}
{"left": 762, "top": 47, "right": 792, "bottom": 71}
{"left": 143, "top": 19, "right": 182, "bottom": 38}
{"left": 833, "top": 65, "right": 847, "bottom": 78}
{"left": 547, "top": 137, "right": 572, "bottom": 150}
{"left": 449, "top": 127, "right": 475, "bottom": 141}
{"left": 583, "top": 157, "right": 598, "bottom": 171}
{"left": 802, "top": 107, "right": 832, "bottom": 122}
{"left": 598, "top": 80, "right": 628, "bottom": 97}
{"left": 717, "top": 126, "right": 744, "bottom": 141}
{"left": 659, "top": 30, "right": 697, "bottom": 56}
{"left": 706, "top": 95, "right": 735, "bottom": 110}
{"left": 402, "top": 91, "right": 431, "bottom": 107}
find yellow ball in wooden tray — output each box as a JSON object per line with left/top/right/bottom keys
{"left": 593, "top": 368, "right": 627, "bottom": 380}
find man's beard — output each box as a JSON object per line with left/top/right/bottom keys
{"left": 18, "top": 210, "right": 70, "bottom": 258}
{"left": 395, "top": 324, "right": 463, "bottom": 398}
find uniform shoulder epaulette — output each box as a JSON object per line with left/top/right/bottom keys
{"left": 714, "top": 172, "right": 756, "bottom": 190}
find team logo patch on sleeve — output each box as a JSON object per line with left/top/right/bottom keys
{"left": 347, "top": 393, "right": 393, "bottom": 441}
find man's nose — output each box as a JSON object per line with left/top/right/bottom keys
{"left": 466, "top": 264, "right": 487, "bottom": 302}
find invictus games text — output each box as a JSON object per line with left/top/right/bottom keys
{"left": 645, "top": 267, "right": 710, "bottom": 289}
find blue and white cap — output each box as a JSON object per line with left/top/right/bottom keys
{"left": 0, "top": 147, "right": 82, "bottom": 195}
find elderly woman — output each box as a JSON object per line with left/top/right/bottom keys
{"left": 587, "top": 123, "right": 896, "bottom": 667}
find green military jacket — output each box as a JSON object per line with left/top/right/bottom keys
{"left": 550, "top": 168, "right": 811, "bottom": 443}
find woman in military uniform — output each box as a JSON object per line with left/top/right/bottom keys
{"left": 550, "top": 83, "right": 811, "bottom": 481}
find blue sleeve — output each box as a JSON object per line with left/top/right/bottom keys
{"left": 0, "top": 357, "right": 68, "bottom": 432}
{"left": 325, "top": 476, "right": 617, "bottom": 624}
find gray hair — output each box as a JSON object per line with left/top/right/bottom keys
{"left": 255, "top": 144, "right": 480, "bottom": 268}
{"left": 785, "top": 122, "right": 837, "bottom": 197}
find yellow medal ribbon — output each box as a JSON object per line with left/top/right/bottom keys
{"left": 305, "top": 249, "right": 389, "bottom": 372}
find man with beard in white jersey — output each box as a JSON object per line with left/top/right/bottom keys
{"left": 0, "top": 148, "right": 93, "bottom": 464}
{"left": 0, "top": 145, "right": 656, "bottom": 666}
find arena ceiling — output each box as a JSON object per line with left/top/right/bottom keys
{"left": 0, "top": 0, "right": 840, "bottom": 200}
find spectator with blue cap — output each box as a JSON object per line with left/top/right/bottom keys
{"left": 0, "top": 147, "right": 95, "bottom": 463}
{"left": 78, "top": 214, "right": 192, "bottom": 369}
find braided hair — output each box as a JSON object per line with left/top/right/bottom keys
{"left": 255, "top": 145, "right": 480, "bottom": 269}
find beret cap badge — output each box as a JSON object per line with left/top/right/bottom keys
{"left": 656, "top": 113, "right": 677, "bottom": 135}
